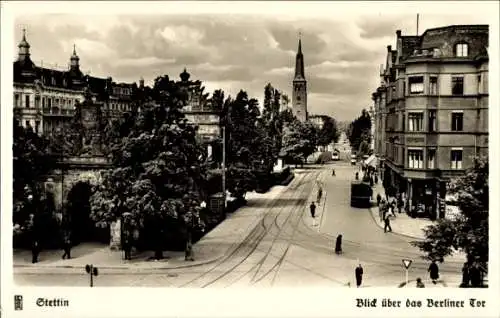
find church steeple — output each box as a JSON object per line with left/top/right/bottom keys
{"left": 18, "top": 28, "right": 31, "bottom": 61}
{"left": 294, "top": 33, "right": 305, "bottom": 80}
{"left": 292, "top": 33, "right": 308, "bottom": 122}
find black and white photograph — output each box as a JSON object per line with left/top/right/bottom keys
{"left": 1, "top": 1, "right": 499, "bottom": 317}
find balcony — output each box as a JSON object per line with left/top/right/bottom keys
{"left": 42, "top": 107, "right": 75, "bottom": 117}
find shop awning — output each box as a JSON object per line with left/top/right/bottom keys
{"left": 364, "top": 154, "right": 378, "bottom": 168}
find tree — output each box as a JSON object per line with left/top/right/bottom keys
{"left": 90, "top": 75, "right": 207, "bottom": 259}
{"left": 281, "top": 119, "right": 318, "bottom": 166}
{"left": 221, "top": 90, "right": 267, "bottom": 199}
{"left": 12, "top": 120, "right": 56, "bottom": 245}
{"left": 260, "top": 83, "right": 284, "bottom": 171}
{"left": 347, "top": 109, "right": 371, "bottom": 154}
{"left": 412, "top": 157, "right": 488, "bottom": 285}
{"left": 317, "top": 115, "right": 340, "bottom": 147}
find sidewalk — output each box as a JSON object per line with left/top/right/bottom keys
{"left": 369, "top": 180, "right": 466, "bottom": 264}
{"left": 370, "top": 181, "right": 433, "bottom": 240}
{"left": 14, "top": 185, "right": 289, "bottom": 274}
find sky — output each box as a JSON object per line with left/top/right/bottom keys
{"left": 10, "top": 4, "right": 494, "bottom": 121}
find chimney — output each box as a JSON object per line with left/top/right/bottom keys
{"left": 396, "top": 30, "right": 402, "bottom": 38}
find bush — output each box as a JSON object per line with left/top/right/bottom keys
{"left": 316, "top": 151, "right": 332, "bottom": 164}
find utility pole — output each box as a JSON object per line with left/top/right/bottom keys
{"left": 417, "top": 14, "right": 420, "bottom": 35}
{"left": 222, "top": 126, "right": 226, "bottom": 208}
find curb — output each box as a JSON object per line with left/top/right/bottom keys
{"left": 367, "top": 206, "right": 424, "bottom": 241}
{"left": 13, "top": 254, "right": 224, "bottom": 274}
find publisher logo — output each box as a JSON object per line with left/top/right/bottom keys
{"left": 14, "top": 295, "right": 23, "bottom": 311}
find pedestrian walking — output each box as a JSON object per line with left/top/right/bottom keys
{"left": 185, "top": 238, "right": 194, "bottom": 261}
{"left": 428, "top": 260, "right": 440, "bottom": 284}
{"left": 416, "top": 277, "right": 425, "bottom": 288}
{"left": 383, "top": 215, "right": 392, "bottom": 233}
{"left": 31, "top": 239, "right": 40, "bottom": 264}
{"left": 469, "top": 263, "right": 482, "bottom": 287}
{"left": 123, "top": 236, "right": 132, "bottom": 260}
{"left": 317, "top": 188, "right": 323, "bottom": 204}
{"left": 460, "top": 262, "right": 470, "bottom": 288}
{"left": 332, "top": 169, "right": 336, "bottom": 176}
{"left": 335, "top": 234, "right": 343, "bottom": 254}
{"left": 355, "top": 264, "right": 363, "bottom": 287}
{"left": 62, "top": 235, "right": 72, "bottom": 260}
{"left": 376, "top": 193, "right": 382, "bottom": 206}
{"left": 310, "top": 201, "right": 316, "bottom": 219}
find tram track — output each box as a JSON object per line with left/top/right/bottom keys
{"left": 178, "top": 171, "right": 314, "bottom": 288}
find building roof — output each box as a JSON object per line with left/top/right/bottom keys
{"left": 400, "top": 36, "right": 421, "bottom": 61}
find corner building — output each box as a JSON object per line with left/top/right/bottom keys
{"left": 372, "top": 25, "right": 488, "bottom": 219}
{"left": 13, "top": 29, "right": 137, "bottom": 136}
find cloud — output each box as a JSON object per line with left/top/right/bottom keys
{"left": 12, "top": 12, "right": 490, "bottom": 121}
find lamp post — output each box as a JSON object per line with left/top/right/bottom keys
{"left": 222, "top": 126, "right": 227, "bottom": 209}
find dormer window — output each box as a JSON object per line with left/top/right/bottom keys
{"left": 51, "top": 77, "right": 56, "bottom": 86}
{"left": 455, "top": 43, "right": 468, "bottom": 57}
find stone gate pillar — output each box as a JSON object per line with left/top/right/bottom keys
{"left": 109, "top": 219, "right": 121, "bottom": 250}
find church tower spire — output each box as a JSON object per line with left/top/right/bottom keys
{"left": 292, "top": 33, "right": 308, "bottom": 122}
{"left": 294, "top": 33, "right": 305, "bottom": 80}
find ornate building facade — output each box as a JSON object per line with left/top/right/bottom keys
{"left": 13, "top": 29, "right": 137, "bottom": 135}
{"left": 292, "top": 37, "right": 308, "bottom": 122}
{"left": 177, "top": 69, "right": 221, "bottom": 143}
{"left": 372, "top": 25, "right": 489, "bottom": 219}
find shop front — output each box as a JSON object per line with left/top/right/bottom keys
{"left": 406, "top": 177, "right": 442, "bottom": 220}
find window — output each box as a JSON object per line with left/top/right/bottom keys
{"left": 35, "top": 121, "right": 40, "bottom": 134}
{"left": 48, "top": 98, "right": 52, "bottom": 108}
{"left": 451, "top": 112, "right": 463, "bottom": 131}
{"left": 408, "top": 112, "right": 423, "bottom": 131}
{"left": 35, "top": 96, "right": 40, "bottom": 108}
{"left": 428, "top": 110, "right": 436, "bottom": 132}
{"left": 42, "top": 97, "right": 46, "bottom": 108}
{"left": 297, "top": 96, "right": 301, "bottom": 101}
{"left": 402, "top": 114, "right": 405, "bottom": 131}
{"left": 25, "top": 95, "right": 30, "bottom": 108}
{"left": 14, "top": 94, "right": 20, "bottom": 107}
{"left": 402, "top": 81, "right": 406, "bottom": 97}
{"left": 408, "top": 149, "right": 424, "bottom": 169}
{"left": 427, "top": 148, "right": 436, "bottom": 169}
{"left": 429, "top": 76, "right": 438, "bottom": 95}
{"left": 477, "top": 74, "right": 481, "bottom": 93}
{"left": 25, "top": 120, "right": 30, "bottom": 127}
{"left": 452, "top": 76, "right": 464, "bottom": 95}
{"left": 409, "top": 76, "right": 424, "bottom": 94}
{"left": 451, "top": 150, "right": 463, "bottom": 169}
{"left": 455, "top": 43, "right": 468, "bottom": 57}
